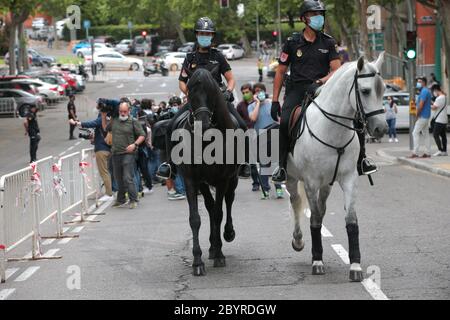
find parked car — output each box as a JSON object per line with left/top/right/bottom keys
{"left": 72, "top": 40, "right": 90, "bottom": 54}
{"left": 0, "top": 89, "right": 46, "bottom": 116}
{"left": 12, "top": 78, "right": 61, "bottom": 100}
{"left": 37, "top": 75, "right": 69, "bottom": 96}
{"left": 32, "top": 17, "right": 48, "bottom": 29}
{"left": 115, "top": 39, "right": 133, "bottom": 54}
{"left": 217, "top": 44, "right": 245, "bottom": 60}
{"left": 56, "top": 19, "right": 68, "bottom": 39}
{"left": 94, "top": 36, "right": 117, "bottom": 47}
{"left": 130, "top": 35, "right": 160, "bottom": 56}
{"left": 75, "top": 43, "right": 115, "bottom": 58}
{"left": 5, "top": 49, "right": 55, "bottom": 67}
{"left": 0, "top": 81, "right": 38, "bottom": 95}
{"left": 160, "top": 52, "right": 187, "bottom": 71}
{"left": 85, "top": 52, "right": 143, "bottom": 71}
{"left": 158, "top": 39, "right": 182, "bottom": 52}
{"left": 383, "top": 92, "right": 410, "bottom": 129}
{"left": 0, "top": 75, "right": 31, "bottom": 82}
{"left": 178, "top": 42, "right": 195, "bottom": 53}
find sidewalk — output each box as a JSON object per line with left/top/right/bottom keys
{"left": 376, "top": 135, "right": 450, "bottom": 178}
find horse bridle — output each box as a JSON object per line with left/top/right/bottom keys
{"left": 189, "top": 106, "right": 214, "bottom": 128}
{"left": 303, "top": 70, "right": 384, "bottom": 186}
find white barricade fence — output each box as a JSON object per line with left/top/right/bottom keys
{"left": 0, "top": 98, "right": 17, "bottom": 116}
{"left": 0, "top": 149, "right": 104, "bottom": 282}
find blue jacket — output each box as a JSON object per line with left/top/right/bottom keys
{"left": 81, "top": 114, "right": 111, "bottom": 153}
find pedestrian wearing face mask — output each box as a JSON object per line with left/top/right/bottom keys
{"left": 108, "top": 102, "right": 146, "bottom": 209}
{"left": 430, "top": 84, "right": 448, "bottom": 156}
{"left": 248, "top": 83, "right": 284, "bottom": 199}
{"left": 410, "top": 77, "right": 433, "bottom": 158}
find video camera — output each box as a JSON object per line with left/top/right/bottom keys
{"left": 79, "top": 128, "right": 94, "bottom": 140}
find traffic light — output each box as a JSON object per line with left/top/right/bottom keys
{"left": 405, "top": 31, "right": 417, "bottom": 60}
{"left": 141, "top": 30, "right": 147, "bottom": 37}
{"left": 272, "top": 31, "right": 278, "bottom": 38}
{"left": 220, "top": 0, "right": 229, "bottom": 8}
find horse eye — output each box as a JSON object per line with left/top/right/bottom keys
{"left": 361, "top": 88, "right": 371, "bottom": 95}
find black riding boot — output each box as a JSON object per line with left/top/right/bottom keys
{"left": 356, "top": 129, "right": 378, "bottom": 176}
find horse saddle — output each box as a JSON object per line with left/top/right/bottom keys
{"left": 287, "top": 94, "right": 315, "bottom": 152}
{"left": 171, "top": 110, "right": 191, "bottom": 131}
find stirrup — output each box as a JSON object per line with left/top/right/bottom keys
{"left": 156, "top": 163, "right": 173, "bottom": 180}
{"left": 360, "top": 158, "right": 378, "bottom": 176}
{"left": 272, "top": 167, "right": 287, "bottom": 183}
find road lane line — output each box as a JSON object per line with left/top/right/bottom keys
{"left": 75, "top": 141, "right": 81, "bottom": 146}
{"left": 321, "top": 225, "right": 333, "bottom": 238}
{"left": 0, "top": 289, "right": 16, "bottom": 300}
{"left": 86, "top": 215, "right": 97, "bottom": 221}
{"left": 331, "top": 244, "right": 390, "bottom": 300}
{"left": 14, "top": 266, "right": 40, "bottom": 282}
{"left": 67, "top": 146, "right": 74, "bottom": 151}
{"left": 362, "top": 278, "right": 389, "bottom": 300}
{"left": 22, "top": 252, "right": 32, "bottom": 259}
{"left": 42, "top": 239, "right": 55, "bottom": 246}
{"left": 43, "top": 249, "right": 60, "bottom": 258}
{"left": 5, "top": 268, "right": 19, "bottom": 280}
{"left": 331, "top": 244, "right": 350, "bottom": 265}
{"left": 94, "top": 199, "right": 113, "bottom": 214}
{"left": 58, "top": 238, "right": 72, "bottom": 245}
{"left": 72, "top": 226, "right": 85, "bottom": 233}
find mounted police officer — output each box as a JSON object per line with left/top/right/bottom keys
{"left": 157, "top": 17, "right": 247, "bottom": 179}
{"left": 271, "top": 0, "right": 378, "bottom": 183}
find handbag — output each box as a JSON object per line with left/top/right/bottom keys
{"left": 430, "top": 96, "right": 447, "bottom": 132}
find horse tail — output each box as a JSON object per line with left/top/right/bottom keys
{"left": 298, "top": 181, "right": 310, "bottom": 215}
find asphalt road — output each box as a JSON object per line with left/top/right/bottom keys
{"left": 0, "top": 58, "right": 449, "bottom": 300}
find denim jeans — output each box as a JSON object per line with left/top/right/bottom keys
{"left": 386, "top": 118, "right": 397, "bottom": 138}
{"left": 147, "top": 148, "right": 161, "bottom": 181}
{"left": 259, "top": 163, "right": 281, "bottom": 192}
{"left": 112, "top": 153, "right": 138, "bottom": 203}
{"left": 174, "top": 174, "right": 185, "bottom": 194}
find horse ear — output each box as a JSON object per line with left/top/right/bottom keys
{"left": 357, "top": 56, "right": 365, "bottom": 72}
{"left": 374, "top": 51, "right": 385, "bottom": 71}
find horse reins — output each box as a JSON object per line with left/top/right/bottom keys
{"left": 304, "top": 70, "right": 384, "bottom": 186}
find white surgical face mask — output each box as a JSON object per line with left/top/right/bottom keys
{"left": 119, "top": 115, "right": 129, "bottom": 121}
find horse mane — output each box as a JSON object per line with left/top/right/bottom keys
{"left": 187, "top": 68, "right": 234, "bottom": 130}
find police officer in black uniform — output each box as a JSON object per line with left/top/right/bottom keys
{"left": 157, "top": 17, "right": 247, "bottom": 179}
{"left": 24, "top": 105, "right": 41, "bottom": 163}
{"left": 271, "top": 0, "right": 378, "bottom": 182}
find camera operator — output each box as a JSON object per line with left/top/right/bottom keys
{"left": 70, "top": 107, "right": 113, "bottom": 201}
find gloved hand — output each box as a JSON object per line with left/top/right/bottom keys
{"left": 307, "top": 82, "right": 322, "bottom": 97}
{"left": 271, "top": 101, "right": 281, "bottom": 121}
{"left": 223, "top": 90, "right": 234, "bottom": 103}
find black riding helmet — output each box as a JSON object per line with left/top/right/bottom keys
{"left": 299, "top": 0, "right": 326, "bottom": 18}
{"left": 194, "top": 17, "right": 216, "bottom": 34}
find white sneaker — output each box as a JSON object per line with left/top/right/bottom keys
{"left": 433, "top": 151, "right": 443, "bottom": 157}
{"left": 394, "top": 138, "right": 399, "bottom": 143}
{"left": 143, "top": 187, "right": 154, "bottom": 194}
{"left": 389, "top": 138, "right": 393, "bottom": 143}
{"left": 99, "top": 195, "right": 114, "bottom": 202}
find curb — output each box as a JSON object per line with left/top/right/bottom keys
{"left": 377, "top": 149, "right": 450, "bottom": 178}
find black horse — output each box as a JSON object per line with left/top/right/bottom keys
{"left": 173, "top": 68, "right": 240, "bottom": 276}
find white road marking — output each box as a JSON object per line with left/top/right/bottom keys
{"left": 94, "top": 199, "right": 114, "bottom": 214}
{"left": 321, "top": 225, "right": 333, "bottom": 238}
{"left": 160, "top": 83, "right": 166, "bottom": 88}
{"left": 331, "top": 244, "right": 390, "bottom": 300}
{"left": 59, "top": 152, "right": 65, "bottom": 157}
{"left": 67, "top": 146, "right": 74, "bottom": 151}
{"left": 331, "top": 244, "right": 350, "bottom": 265}
{"left": 75, "top": 141, "right": 81, "bottom": 146}
{"left": 43, "top": 249, "right": 60, "bottom": 258}
{"left": 5, "top": 268, "right": 19, "bottom": 280}
{"left": 22, "top": 252, "right": 32, "bottom": 259}
{"left": 63, "top": 227, "right": 70, "bottom": 233}
{"left": 0, "top": 289, "right": 16, "bottom": 300}
{"left": 14, "top": 266, "right": 40, "bottom": 282}
{"left": 86, "top": 215, "right": 97, "bottom": 221}
{"left": 58, "top": 238, "right": 72, "bottom": 245}
{"left": 42, "top": 239, "right": 55, "bottom": 246}
{"left": 72, "top": 226, "right": 85, "bottom": 233}
{"left": 116, "top": 84, "right": 124, "bottom": 89}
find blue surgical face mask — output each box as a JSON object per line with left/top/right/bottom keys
{"left": 257, "top": 91, "right": 266, "bottom": 101}
{"left": 171, "top": 107, "right": 179, "bottom": 113}
{"left": 416, "top": 82, "right": 422, "bottom": 89}
{"left": 308, "top": 15, "right": 325, "bottom": 31}
{"left": 197, "top": 35, "right": 212, "bottom": 48}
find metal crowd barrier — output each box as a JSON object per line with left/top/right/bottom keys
{"left": 0, "top": 98, "right": 17, "bottom": 116}
{"left": 0, "top": 148, "right": 101, "bottom": 283}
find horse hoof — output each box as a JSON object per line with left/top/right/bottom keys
{"left": 312, "top": 263, "right": 325, "bottom": 275}
{"left": 292, "top": 239, "right": 305, "bottom": 252}
{"left": 349, "top": 270, "right": 364, "bottom": 282}
{"left": 223, "top": 230, "right": 235, "bottom": 243}
{"left": 213, "top": 257, "right": 226, "bottom": 268}
{"left": 193, "top": 264, "right": 206, "bottom": 276}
